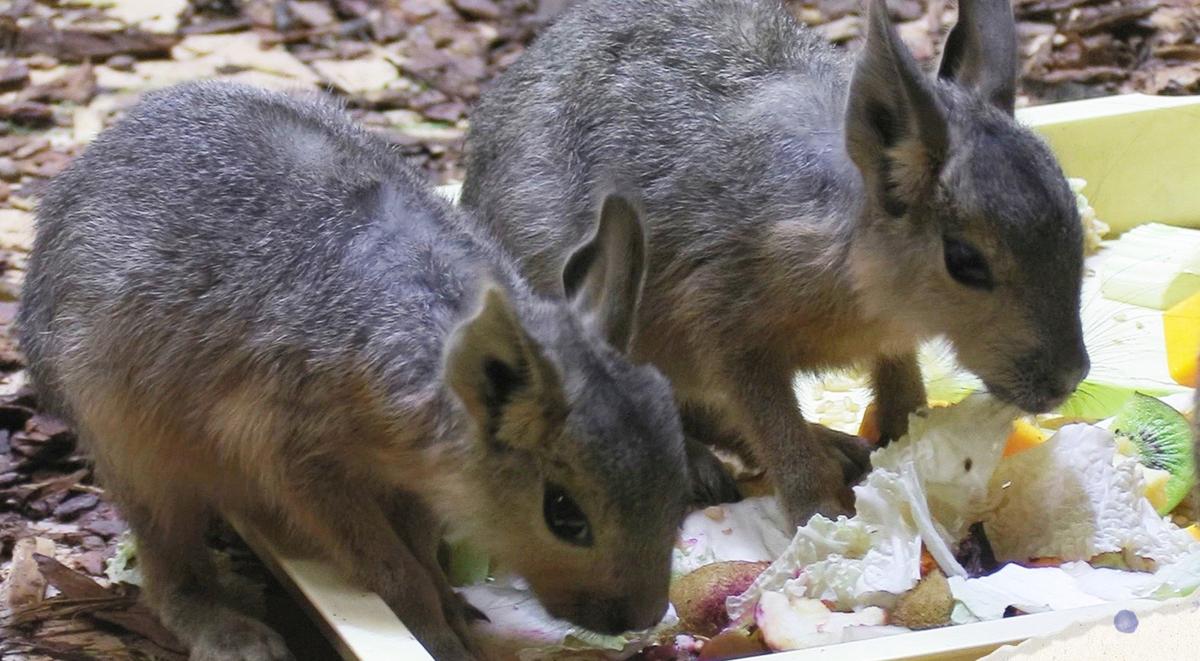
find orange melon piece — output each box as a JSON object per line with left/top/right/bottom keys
{"left": 857, "top": 400, "right": 952, "bottom": 445}
{"left": 1164, "top": 290, "right": 1200, "bottom": 387}
{"left": 1003, "top": 419, "right": 1049, "bottom": 457}
{"left": 858, "top": 402, "right": 881, "bottom": 444}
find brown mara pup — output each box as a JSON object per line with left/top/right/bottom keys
{"left": 16, "top": 82, "right": 692, "bottom": 660}
{"left": 463, "top": 0, "right": 1090, "bottom": 525}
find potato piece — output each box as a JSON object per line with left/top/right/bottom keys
{"left": 670, "top": 561, "right": 770, "bottom": 637}
{"left": 698, "top": 628, "right": 769, "bottom": 660}
{"left": 890, "top": 570, "right": 953, "bottom": 630}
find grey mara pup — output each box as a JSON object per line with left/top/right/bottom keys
{"left": 462, "top": 0, "right": 1089, "bottom": 526}
{"left": 18, "top": 82, "right": 688, "bottom": 660}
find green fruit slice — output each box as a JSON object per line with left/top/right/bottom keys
{"left": 445, "top": 539, "right": 490, "bottom": 587}
{"left": 1057, "top": 380, "right": 1182, "bottom": 422}
{"left": 1110, "top": 393, "right": 1196, "bottom": 515}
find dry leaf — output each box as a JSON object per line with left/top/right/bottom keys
{"left": 0, "top": 209, "right": 34, "bottom": 253}
{"left": 312, "top": 57, "right": 401, "bottom": 94}
{"left": 2, "top": 537, "right": 56, "bottom": 612}
{"left": 32, "top": 554, "right": 186, "bottom": 656}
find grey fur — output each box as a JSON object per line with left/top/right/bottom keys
{"left": 462, "top": 0, "right": 1089, "bottom": 526}
{"left": 18, "top": 81, "right": 688, "bottom": 659}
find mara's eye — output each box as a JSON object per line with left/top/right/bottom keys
{"left": 543, "top": 483, "right": 592, "bottom": 547}
{"left": 943, "top": 237, "right": 994, "bottom": 290}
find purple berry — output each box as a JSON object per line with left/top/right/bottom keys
{"left": 1113, "top": 609, "right": 1138, "bottom": 633}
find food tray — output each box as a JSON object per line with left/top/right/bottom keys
{"left": 237, "top": 93, "right": 1200, "bottom": 660}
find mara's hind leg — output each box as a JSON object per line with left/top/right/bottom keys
{"left": 679, "top": 403, "right": 745, "bottom": 506}
{"left": 123, "top": 493, "right": 293, "bottom": 661}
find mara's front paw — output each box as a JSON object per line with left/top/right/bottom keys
{"left": 777, "top": 450, "right": 856, "bottom": 528}
{"left": 812, "top": 425, "right": 873, "bottom": 486}
{"left": 189, "top": 612, "right": 293, "bottom": 661}
{"left": 684, "top": 435, "right": 743, "bottom": 506}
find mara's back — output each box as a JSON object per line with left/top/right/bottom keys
{"left": 464, "top": 0, "right": 1090, "bottom": 527}
{"left": 19, "top": 82, "right": 492, "bottom": 431}
{"left": 463, "top": 0, "right": 857, "bottom": 291}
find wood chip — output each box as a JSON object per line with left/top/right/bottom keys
{"left": 0, "top": 60, "right": 30, "bottom": 92}
{"left": 0, "top": 20, "right": 181, "bottom": 63}
{"left": 179, "top": 17, "right": 253, "bottom": 36}
{"left": 0, "top": 137, "right": 27, "bottom": 157}
{"left": 1147, "top": 63, "right": 1200, "bottom": 94}
{"left": 27, "top": 413, "right": 72, "bottom": 439}
{"left": 452, "top": 0, "right": 502, "bottom": 21}
{"left": 1016, "top": 0, "right": 1091, "bottom": 18}
{"left": 1029, "top": 65, "right": 1129, "bottom": 84}
{"left": 83, "top": 517, "right": 126, "bottom": 538}
{"left": 0, "top": 101, "right": 53, "bottom": 127}
{"left": 334, "top": 0, "right": 372, "bottom": 18}
{"left": 1154, "top": 43, "right": 1200, "bottom": 61}
{"left": 815, "top": 14, "right": 861, "bottom": 43}
{"left": 369, "top": 9, "right": 406, "bottom": 41}
{"left": 11, "top": 138, "right": 49, "bottom": 160}
{"left": 53, "top": 493, "right": 100, "bottom": 521}
{"left": 20, "top": 62, "right": 98, "bottom": 105}
{"left": 290, "top": 1, "right": 338, "bottom": 27}
{"left": 1063, "top": 0, "right": 1156, "bottom": 34}
{"left": 19, "top": 150, "right": 72, "bottom": 179}
{"left": 72, "top": 549, "right": 106, "bottom": 576}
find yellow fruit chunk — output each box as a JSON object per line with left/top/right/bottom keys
{"left": 1140, "top": 466, "right": 1172, "bottom": 513}
{"left": 1164, "top": 290, "right": 1200, "bottom": 387}
{"left": 1003, "top": 418, "right": 1049, "bottom": 457}
{"left": 1186, "top": 524, "right": 1200, "bottom": 541}
{"left": 1115, "top": 435, "right": 1138, "bottom": 457}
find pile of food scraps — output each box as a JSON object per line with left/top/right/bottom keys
{"left": 454, "top": 388, "right": 1197, "bottom": 660}
{"left": 447, "top": 183, "right": 1200, "bottom": 660}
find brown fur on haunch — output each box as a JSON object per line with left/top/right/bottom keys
{"left": 18, "top": 83, "right": 690, "bottom": 659}
{"left": 463, "top": 0, "right": 1089, "bottom": 526}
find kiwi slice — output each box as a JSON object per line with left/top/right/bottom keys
{"left": 1057, "top": 380, "right": 1181, "bottom": 422}
{"left": 1110, "top": 393, "right": 1196, "bottom": 515}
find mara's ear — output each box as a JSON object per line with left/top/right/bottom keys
{"left": 845, "top": 0, "right": 948, "bottom": 218}
{"left": 938, "top": 0, "right": 1018, "bottom": 114}
{"left": 561, "top": 195, "right": 647, "bottom": 352}
{"left": 444, "top": 286, "right": 564, "bottom": 445}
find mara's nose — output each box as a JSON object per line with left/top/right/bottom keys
{"left": 627, "top": 595, "right": 670, "bottom": 632}
{"left": 1058, "top": 342, "right": 1091, "bottom": 395}
{"left": 594, "top": 596, "right": 669, "bottom": 634}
